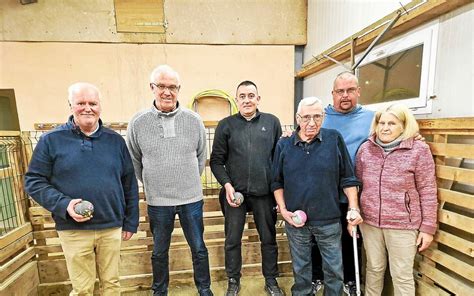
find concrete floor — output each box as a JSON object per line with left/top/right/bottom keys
{"left": 123, "top": 276, "right": 325, "bottom": 295}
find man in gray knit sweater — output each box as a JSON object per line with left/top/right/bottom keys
{"left": 126, "top": 65, "right": 213, "bottom": 296}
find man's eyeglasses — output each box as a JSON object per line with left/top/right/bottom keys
{"left": 151, "top": 83, "right": 180, "bottom": 93}
{"left": 297, "top": 113, "right": 324, "bottom": 123}
{"left": 333, "top": 87, "right": 357, "bottom": 96}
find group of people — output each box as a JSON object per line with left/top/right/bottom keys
{"left": 24, "top": 65, "right": 437, "bottom": 296}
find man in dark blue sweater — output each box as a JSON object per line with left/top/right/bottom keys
{"left": 25, "top": 82, "right": 139, "bottom": 295}
{"left": 271, "top": 97, "right": 362, "bottom": 296}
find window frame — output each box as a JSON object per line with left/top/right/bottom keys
{"left": 356, "top": 21, "right": 439, "bottom": 114}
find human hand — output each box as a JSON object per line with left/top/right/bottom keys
{"left": 414, "top": 132, "right": 425, "bottom": 142}
{"left": 281, "top": 209, "right": 303, "bottom": 228}
{"left": 224, "top": 183, "right": 239, "bottom": 207}
{"left": 346, "top": 209, "right": 363, "bottom": 225}
{"left": 66, "top": 199, "right": 92, "bottom": 222}
{"left": 416, "top": 232, "right": 433, "bottom": 252}
{"left": 347, "top": 224, "right": 361, "bottom": 238}
{"left": 122, "top": 231, "right": 134, "bottom": 241}
{"left": 281, "top": 130, "right": 293, "bottom": 138}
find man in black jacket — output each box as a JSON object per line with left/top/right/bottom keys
{"left": 210, "top": 81, "right": 283, "bottom": 296}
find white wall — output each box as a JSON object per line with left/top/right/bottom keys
{"left": 303, "top": 1, "right": 474, "bottom": 118}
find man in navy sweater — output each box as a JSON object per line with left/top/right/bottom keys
{"left": 25, "top": 82, "right": 139, "bottom": 295}
{"left": 271, "top": 97, "right": 362, "bottom": 296}
{"left": 311, "top": 72, "right": 374, "bottom": 295}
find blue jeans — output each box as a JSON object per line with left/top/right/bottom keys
{"left": 286, "top": 222, "right": 343, "bottom": 296}
{"left": 148, "top": 200, "right": 212, "bottom": 295}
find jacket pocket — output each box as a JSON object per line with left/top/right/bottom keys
{"left": 404, "top": 192, "right": 412, "bottom": 222}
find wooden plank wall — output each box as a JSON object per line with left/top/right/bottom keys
{"left": 26, "top": 124, "right": 292, "bottom": 295}
{"left": 414, "top": 118, "right": 474, "bottom": 295}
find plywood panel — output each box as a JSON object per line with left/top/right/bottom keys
{"left": 114, "top": 0, "right": 166, "bottom": 33}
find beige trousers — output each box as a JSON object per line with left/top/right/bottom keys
{"left": 58, "top": 227, "right": 122, "bottom": 296}
{"left": 360, "top": 223, "right": 417, "bottom": 296}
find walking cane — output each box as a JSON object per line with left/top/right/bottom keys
{"left": 352, "top": 225, "right": 361, "bottom": 296}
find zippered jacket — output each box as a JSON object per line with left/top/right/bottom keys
{"left": 355, "top": 136, "right": 437, "bottom": 235}
{"left": 210, "top": 111, "right": 282, "bottom": 196}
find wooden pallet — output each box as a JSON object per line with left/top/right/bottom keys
{"left": 413, "top": 118, "right": 474, "bottom": 295}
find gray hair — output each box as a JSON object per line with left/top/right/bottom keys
{"left": 68, "top": 82, "right": 101, "bottom": 105}
{"left": 333, "top": 71, "right": 359, "bottom": 89}
{"left": 149, "top": 64, "right": 181, "bottom": 85}
{"left": 297, "top": 97, "right": 323, "bottom": 113}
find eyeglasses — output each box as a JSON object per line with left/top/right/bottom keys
{"left": 333, "top": 87, "right": 357, "bottom": 96}
{"left": 297, "top": 113, "right": 324, "bottom": 123}
{"left": 150, "top": 83, "right": 180, "bottom": 93}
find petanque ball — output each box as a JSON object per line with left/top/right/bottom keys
{"left": 292, "top": 210, "right": 307, "bottom": 225}
{"left": 232, "top": 192, "right": 244, "bottom": 206}
{"left": 74, "top": 200, "right": 94, "bottom": 218}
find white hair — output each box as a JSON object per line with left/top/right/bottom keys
{"left": 297, "top": 97, "right": 323, "bottom": 113}
{"left": 149, "top": 64, "right": 181, "bottom": 85}
{"left": 67, "top": 82, "right": 101, "bottom": 105}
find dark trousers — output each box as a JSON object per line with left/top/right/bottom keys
{"left": 148, "top": 200, "right": 211, "bottom": 295}
{"left": 312, "top": 203, "right": 362, "bottom": 283}
{"left": 219, "top": 189, "right": 279, "bottom": 280}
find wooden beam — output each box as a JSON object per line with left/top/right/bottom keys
{"left": 416, "top": 260, "right": 472, "bottom": 295}
{"left": 435, "top": 230, "right": 473, "bottom": 257}
{"left": 0, "top": 131, "right": 21, "bottom": 137}
{"left": 0, "top": 232, "right": 33, "bottom": 263}
{"left": 296, "top": 0, "right": 472, "bottom": 78}
{"left": 415, "top": 276, "right": 450, "bottom": 296}
{"left": 422, "top": 248, "right": 473, "bottom": 282}
{"left": 427, "top": 142, "right": 474, "bottom": 159}
{"left": 0, "top": 246, "right": 36, "bottom": 282}
{"left": 418, "top": 117, "right": 474, "bottom": 130}
{"left": 436, "top": 165, "right": 474, "bottom": 186}
{"left": 438, "top": 188, "right": 473, "bottom": 210}
{"left": 438, "top": 208, "right": 473, "bottom": 234}
{"left": 0, "top": 223, "right": 32, "bottom": 249}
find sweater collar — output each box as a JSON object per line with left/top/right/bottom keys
{"left": 368, "top": 134, "right": 414, "bottom": 150}
{"left": 236, "top": 109, "right": 261, "bottom": 122}
{"left": 67, "top": 115, "right": 103, "bottom": 138}
{"left": 152, "top": 101, "right": 181, "bottom": 117}
{"left": 294, "top": 126, "right": 323, "bottom": 145}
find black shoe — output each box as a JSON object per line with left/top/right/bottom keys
{"left": 343, "top": 281, "right": 358, "bottom": 296}
{"left": 264, "top": 278, "right": 285, "bottom": 296}
{"left": 311, "top": 280, "right": 324, "bottom": 295}
{"left": 225, "top": 278, "right": 240, "bottom": 296}
{"left": 199, "top": 289, "right": 214, "bottom": 296}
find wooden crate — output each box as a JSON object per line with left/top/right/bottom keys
{"left": 414, "top": 118, "right": 474, "bottom": 295}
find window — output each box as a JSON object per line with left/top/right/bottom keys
{"left": 356, "top": 21, "right": 439, "bottom": 114}
{"left": 0, "top": 89, "right": 20, "bottom": 131}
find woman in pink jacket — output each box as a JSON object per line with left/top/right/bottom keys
{"left": 355, "top": 104, "right": 437, "bottom": 296}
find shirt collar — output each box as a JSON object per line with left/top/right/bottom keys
{"left": 237, "top": 109, "right": 261, "bottom": 121}
{"left": 293, "top": 126, "right": 323, "bottom": 146}
{"left": 152, "top": 101, "right": 181, "bottom": 116}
